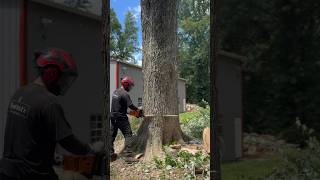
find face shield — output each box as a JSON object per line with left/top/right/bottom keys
{"left": 57, "top": 73, "right": 78, "bottom": 95}
{"left": 128, "top": 83, "right": 134, "bottom": 91}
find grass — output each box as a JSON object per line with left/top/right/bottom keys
{"left": 221, "top": 155, "right": 281, "bottom": 180}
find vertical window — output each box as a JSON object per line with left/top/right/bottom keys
{"left": 90, "top": 114, "right": 103, "bottom": 143}
{"left": 138, "top": 97, "right": 142, "bottom": 107}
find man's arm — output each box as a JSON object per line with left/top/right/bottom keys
{"left": 59, "top": 135, "right": 91, "bottom": 155}
{"left": 44, "top": 101, "right": 103, "bottom": 155}
{"left": 125, "top": 93, "right": 139, "bottom": 111}
{"left": 129, "top": 104, "right": 138, "bottom": 111}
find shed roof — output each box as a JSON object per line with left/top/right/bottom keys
{"left": 218, "top": 50, "right": 246, "bottom": 64}
{"left": 31, "top": 0, "right": 101, "bottom": 21}
{"left": 111, "top": 58, "right": 187, "bottom": 82}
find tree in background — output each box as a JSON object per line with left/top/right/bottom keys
{"left": 110, "top": 9, "right": 122, "bottom": 57}
{"left": 110, "top": 10, "right": 139, "bottom": 64}
{"left": 178, "top": 0, "right": 210, "bottom": 104}
{"left": 219, "top": 0, "right": 320, "bottom": 139}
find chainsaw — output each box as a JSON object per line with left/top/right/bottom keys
{"left": 63, "top": 153, "right": 107, "bottom": 178}
{"left": 128, "top": 109, "right": 144, "bottom": 118}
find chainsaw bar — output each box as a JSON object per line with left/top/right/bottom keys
{"left": 143, "top": 114, "right": 179, "bottom": 117}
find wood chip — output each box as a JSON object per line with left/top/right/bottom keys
{"left": 135, "top": 153, "right": 144, "bottom": 159}
{"left": 195, "top": 167, "right": 203, "bottom": 174}
{"left": 181, "top": 147, "right": 200, "bottom": 155}
{"left": 170, "top": 144, "right": 182, "bottom": 149}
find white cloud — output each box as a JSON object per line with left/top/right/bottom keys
{"left": 137, "top": 60, "right": 142, "bottom": 66}
{"left": 133, "top": 52, "right": 142, "bottom": 65}
{"left": 128, "top": 5, "right": 141, "bottom": 20}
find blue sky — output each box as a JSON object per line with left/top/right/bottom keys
{"left": 111, "top": 0, "right": 142, "bottom": 65}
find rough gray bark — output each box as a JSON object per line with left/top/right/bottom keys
{"left": 101, "top": 0, "right": 110, "bottom": 178}
{"left": 131, "top": 0, "right": 185, "bottom": 161}
{"left": 210, "top": 0, "right": 222, "bottom": 179}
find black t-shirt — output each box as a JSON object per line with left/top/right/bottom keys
{"left": 0, "top": 83, "right": 73, "bottom": 178}
{"left": 111, "top": 88, "right": 133, "bottom": 118}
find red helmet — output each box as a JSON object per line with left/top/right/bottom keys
{"left": 121, "top": 76, "right": 134, "bottom": 91}
{"left": 35, "top": 48, "right": 77, "bottom": 75}
{"left": 35, "top": 48, "right": 78, "bottom": 95}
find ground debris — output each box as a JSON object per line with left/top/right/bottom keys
{"left": 243, "top": 132, "right": 297, "bottom": 157}
{"left": 169, "top": 144, "right": 182, "bottom": 149}
{"left": 135, "top": 153, "right": 144, "bottom": 159}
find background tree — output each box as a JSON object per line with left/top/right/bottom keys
{"left": 110, "top": 10, "right": 139, "bottom": 64}
{"left": 219, "top": 0, "right": 320, "bottom": 141}
{"left": 178, "top": 0, "right": 210, "bottom": 104}
{"left": 110, "top": 8, "right": 122, "bottom": 58}
{"left": 131, "top": 0, "right": 186, "bottom": 161}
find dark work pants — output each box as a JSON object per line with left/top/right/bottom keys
{"left": 110, "top": 116, "right": 134, "bottom": 156}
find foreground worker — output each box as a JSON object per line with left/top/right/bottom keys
{"left": 0, "top": 48, "right": 104, "bottom": 180}
{"left": 110, "top": 76, "right": 142, "bottom": 163}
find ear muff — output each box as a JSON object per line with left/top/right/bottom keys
{"left": 41, "top": 66, "right": 61, "bottom": 84}
{"left": 41, "top": 65, "right": 61, "bottom": 95}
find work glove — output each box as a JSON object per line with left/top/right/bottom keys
{"left": 138, "top": 109, "right": 144, "bottom": 118}
{"left": 89, "top": 141, "right": 105, "bottom": 154}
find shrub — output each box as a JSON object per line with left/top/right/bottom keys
{"left": 153, "top": 146, "right": 210, "bottom": 179}
{"left": 198, "top": 99, "right": 209, "bottom": 108}
{"left": 180, "top": 105, "right": 210, "bottom": 140}
{"left": 266, "top": 120, "right": 320, "bottom": 179}
{"left": 280, "top": 118, "right": 315, "bottom": 148}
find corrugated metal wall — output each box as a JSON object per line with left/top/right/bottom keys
{"left": 118, "top": 62, "right": 144, "bottom": 108}
{"left": 110, "top": 61, "right": 117, "bottom": 109}
{"left": 116, "top": 61, "right": 186, "bottom": 112}
{"left": 177, "top": 80, "right": 186, "bottom": 112}
{"left": 0, "top": 0, "right": 21, "bottom": 157}
{"left": 27, "top": 1, "right": 103, "bottom": 147}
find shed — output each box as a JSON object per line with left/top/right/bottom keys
{"left": 110, "top": 59, "right": 187, "bottom": 113}
{"left": 217, "top": 50, "right": 245, "bottom": 161}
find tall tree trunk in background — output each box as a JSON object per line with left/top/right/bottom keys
{"left": 131, "top": 0, "right": 185, "bottom": 161}
{"left": 101, "top": 0, "right": 110, "bottom": 178}
{"left": 210, "top": 0, "right": 221, "bottom": 179}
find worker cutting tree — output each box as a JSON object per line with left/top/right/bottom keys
{"left": 110, "top": 76, "right": 143, "bottom": 163}
{"left": 0, "top": 48, "right": 104, "bottom": 180}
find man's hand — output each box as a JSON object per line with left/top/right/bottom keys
{"left": 89, "top": 141, "right": 104, "bottom": 154}
{"left": 137, "top": 109, "right": 144, "bottom": 118}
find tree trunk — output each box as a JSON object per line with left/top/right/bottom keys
{"left": 131, "top": 0, "right": 185, "bottom": 161}
{"left": 101, "top": 0, "right": 110, "bottom": 178}
{"left": 210, "top": 0, "right": 222, "bottom": 179}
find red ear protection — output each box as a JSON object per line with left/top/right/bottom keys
{"left": 41, "top": 66, "right": 61, "bottom": 95}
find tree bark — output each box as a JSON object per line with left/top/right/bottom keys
{"left": 131, "top": 0, "right": 185, "bottom": 161}
{"left": 101, "top": 0, "right": 110, "bottom": 179}
{"left": 210, "top": 0, "right": 222, "bottom": 179}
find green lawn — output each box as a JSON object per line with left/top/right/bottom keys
{"left": 221, "top": 155, "right": 280, "bottom": 180}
